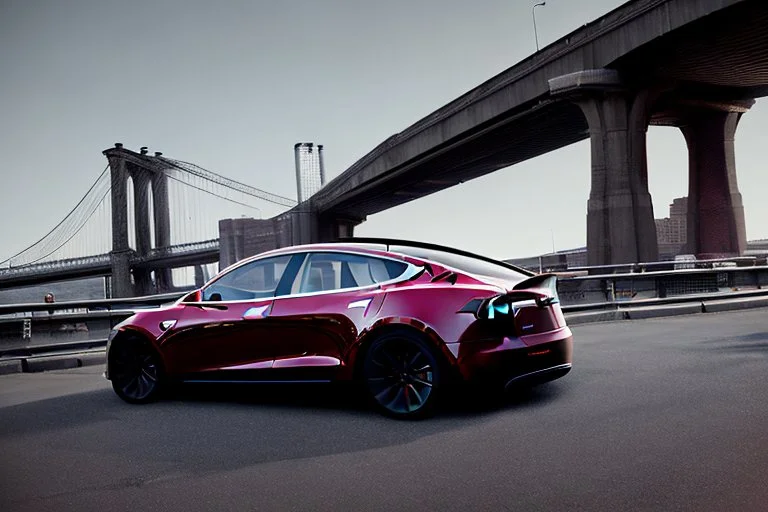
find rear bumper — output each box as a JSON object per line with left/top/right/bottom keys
{"left": 447, "top": 330, "right": 573, "bottom": 388}
{"left": 504, "top": 363, "right": 571, "bottom": 390}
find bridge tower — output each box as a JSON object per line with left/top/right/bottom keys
{"left": 103, "top": 144, "right": 172, "bottom": 297}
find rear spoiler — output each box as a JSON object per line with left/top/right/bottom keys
{"left": 461, "top": 274, "right": 559, "bottom": 319}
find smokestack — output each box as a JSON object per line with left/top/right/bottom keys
{"left": 294, "top": 143, "right": 303, "bottom": 203}
{"left": 317, "top": 144, "right": 326, "bottom": 186}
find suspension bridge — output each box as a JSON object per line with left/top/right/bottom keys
{"left": 0, "top": 144, "right": 299, "bottom": 297}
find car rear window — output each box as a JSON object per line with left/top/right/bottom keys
{"left": 389, "top": 245, "right": 529, "bottom": 282}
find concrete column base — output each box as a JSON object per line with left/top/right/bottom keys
{"left": 577, "top": 90, "right": 658, "bottom": 266}
{"left": 109, "top": 250, "right": 133, "bottom": 298}
{"left": 679, "top": 107, "right": 750, "bottom": 257}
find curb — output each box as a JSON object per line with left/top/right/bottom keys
{"left": 0, "top": 359, "right": 23, "bottom": 375}
{"left": 702, "top": 296, "right": 768, "bottom": 313}
{"left": 564, "top": 310, "right": 626, "bottom": 325}
{"left": 13, "top": 351, "right": 106, "bottom": 374}
{"left": 624, "top": 303, "right": 703, "bottom": 320}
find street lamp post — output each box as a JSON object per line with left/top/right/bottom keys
{"left": 532, "top": 2, "right": 546, "bottom": 52}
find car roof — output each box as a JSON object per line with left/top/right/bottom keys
{"left": 227, "top": 238, "right": 533, "bottom": 277}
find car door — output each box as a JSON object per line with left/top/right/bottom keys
{"left": 158, "top": 254, "right": 304, "bottom": 378}
{"left": 267, "top": 252, "right": 410, "bottom": 377}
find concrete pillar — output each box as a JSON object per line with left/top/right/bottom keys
{"left": 151, "top": 170, "right": 172, "bottom": 291}
{"left": 133, "top": 170, "right": 152, "bottom": 257}
{"left": 132, "top": 268, "right": 153, "bottom": 296}
{"left": 109, "top": 250, "right": 133, "bottom": 298}
{"left": 194, "top": 265, "right": 206, "bottom": 288}
{"left": 106, "top": 150, "right": 133, "bottom": 297}
{"left": 576, "top": 91, "right": 658, "bottom": 266}
{"left": 107, "top": 154, "right": 130, "bottom": 252}
{"left": 317, "top": 214, "right": 361, "bottom": 242}
{"left": 679, "top": 107, "right": 750, "bottom": 257}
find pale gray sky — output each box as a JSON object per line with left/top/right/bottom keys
{"left": 1, "top": 0, "right": 766, "bottom": 261}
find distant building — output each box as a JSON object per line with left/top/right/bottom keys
{"left": 218, "top": 216, "right": 293, "bottom": 268}
{"left": 505, "top": 246, "right": 587, "bottom": 272}
{"left": 655, "top": 197, "right": 688, "bottom": 260}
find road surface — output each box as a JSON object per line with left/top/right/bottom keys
{"left": 2, "top": 309, "right": 768, "bottom": 511}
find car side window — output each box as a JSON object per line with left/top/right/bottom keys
{"left": 297, "top": 253, "right": 409, "bottom": 294}
{"left": 203, "top": 255, "right": 292, "bottom": 301}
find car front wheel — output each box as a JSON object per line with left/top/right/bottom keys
{"left": 109, "top": 337, "right": 164, "bottom": 404}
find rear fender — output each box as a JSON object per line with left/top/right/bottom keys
{"left": 344, "top": 316, "right": 456, "bottom": 380}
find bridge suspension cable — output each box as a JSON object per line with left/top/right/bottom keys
{"left": 158, "top": 157, "right": 298, "bottom": 208}
{"left": 0, "top": 166, "right": 112, "bottom": 268}
{"left": 1, "top": 152, "right": 298, "bottom": 276}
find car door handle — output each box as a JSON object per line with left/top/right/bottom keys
{"left": 185, "top": 302, "right": 229, "bottom": 311}
{"left": 243, "top": 305, "right": 270, "bottom": 319}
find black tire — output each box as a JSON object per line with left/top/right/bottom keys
{"left": 109, "top": 337, "right": 164, "bottom": 404}
{"left": 362, "top": 330, "right": 443, "bottom": 419}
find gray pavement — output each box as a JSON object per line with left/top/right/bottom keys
{"left": 1, "top": 309, "right": 768, "bottom": 511}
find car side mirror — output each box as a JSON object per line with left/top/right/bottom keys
{"left": 180, "top": 290, "right": 202, "bottom": 303}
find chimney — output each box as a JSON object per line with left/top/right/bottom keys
{"left": 140, "top": 147, "right": 148, "bottom": 155}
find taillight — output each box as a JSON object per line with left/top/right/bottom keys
{"left": 461, "top": 274, "right": 562, "bottom": 335}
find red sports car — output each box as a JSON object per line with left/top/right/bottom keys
{"left": 106, "top": 239, "right": 573, "bottom": 418}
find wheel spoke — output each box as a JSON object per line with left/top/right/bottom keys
{"left": 379, "top": 349, "right": 400, "bottom": 370}
{"left": 375, "top": 383, "right": 399, "bottom": 404}
{"left": 403, "top": 385, "right": 412, "bottom": 412}
{"left": 408, "top": 350, "right": 423, "bottom": 368}
{"left": 368, "top": 376, "right": 396, "bottom": 395}
{"left": 410, "top": 376, "right": 433, "bottom": 388}
{"left": 406, "top": 384, "right": 425, "bottom": 406}
{"left": 385, "top": 387, "right": 406, "bottom": 411}
{"left": 141, "top": 367, "right": 157, "bottom": 382}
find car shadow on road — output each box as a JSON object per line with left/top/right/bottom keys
{"left": 0, "top": 379, "right": 568, "bottom": 476}
{"left": 698, "top": 331, "right": 768, "bottom": 355}
{"left": 167, "top": 379, "right": 565, "bottom": 417}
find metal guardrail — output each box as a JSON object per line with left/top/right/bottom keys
{"left": 1, "top": 339, "right": 109, "bottom": 359}
{"left": 555, "top": 264, "right": 768, "bottom": 306}
{"left": 1, "top": 264, "right": 767, "bottom": 359}
{"left": 560, "top": 288, "right": 768, "bottom": 313}
{"left": 0, "top": 291, "right": 184, "bottom": 316}
{"left": 559, "top": 256, "right": 766, "bottom": 275}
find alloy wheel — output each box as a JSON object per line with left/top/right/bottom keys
{"left": 110, "top": 340, "right": 163, "bottom": 403}
{"left": 364, "top": 335, "right": 440, "bottom": 417}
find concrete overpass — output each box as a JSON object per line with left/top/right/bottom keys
{"left": 288, "top": 0, "right": 768, "bottom": 266}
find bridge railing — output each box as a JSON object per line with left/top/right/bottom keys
{"left": 1, "top": 264, "right": 768, "bottom": 358}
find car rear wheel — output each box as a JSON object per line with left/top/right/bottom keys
{"left": 110, "top": 338, "right": 164, "bottom": 404}
{"left": 362, "top": 331, "right": 442, "bottom": 419}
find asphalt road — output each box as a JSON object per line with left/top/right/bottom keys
{"left": 2, "top": 309, "right": 768, "bottom": 511}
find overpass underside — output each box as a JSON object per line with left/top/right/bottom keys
{"left": 311, "top": 0, "right": 768, "bottom": 266}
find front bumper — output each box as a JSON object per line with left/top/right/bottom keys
{"left": 447, "top": 328, "right": 573, "bottom": 388}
